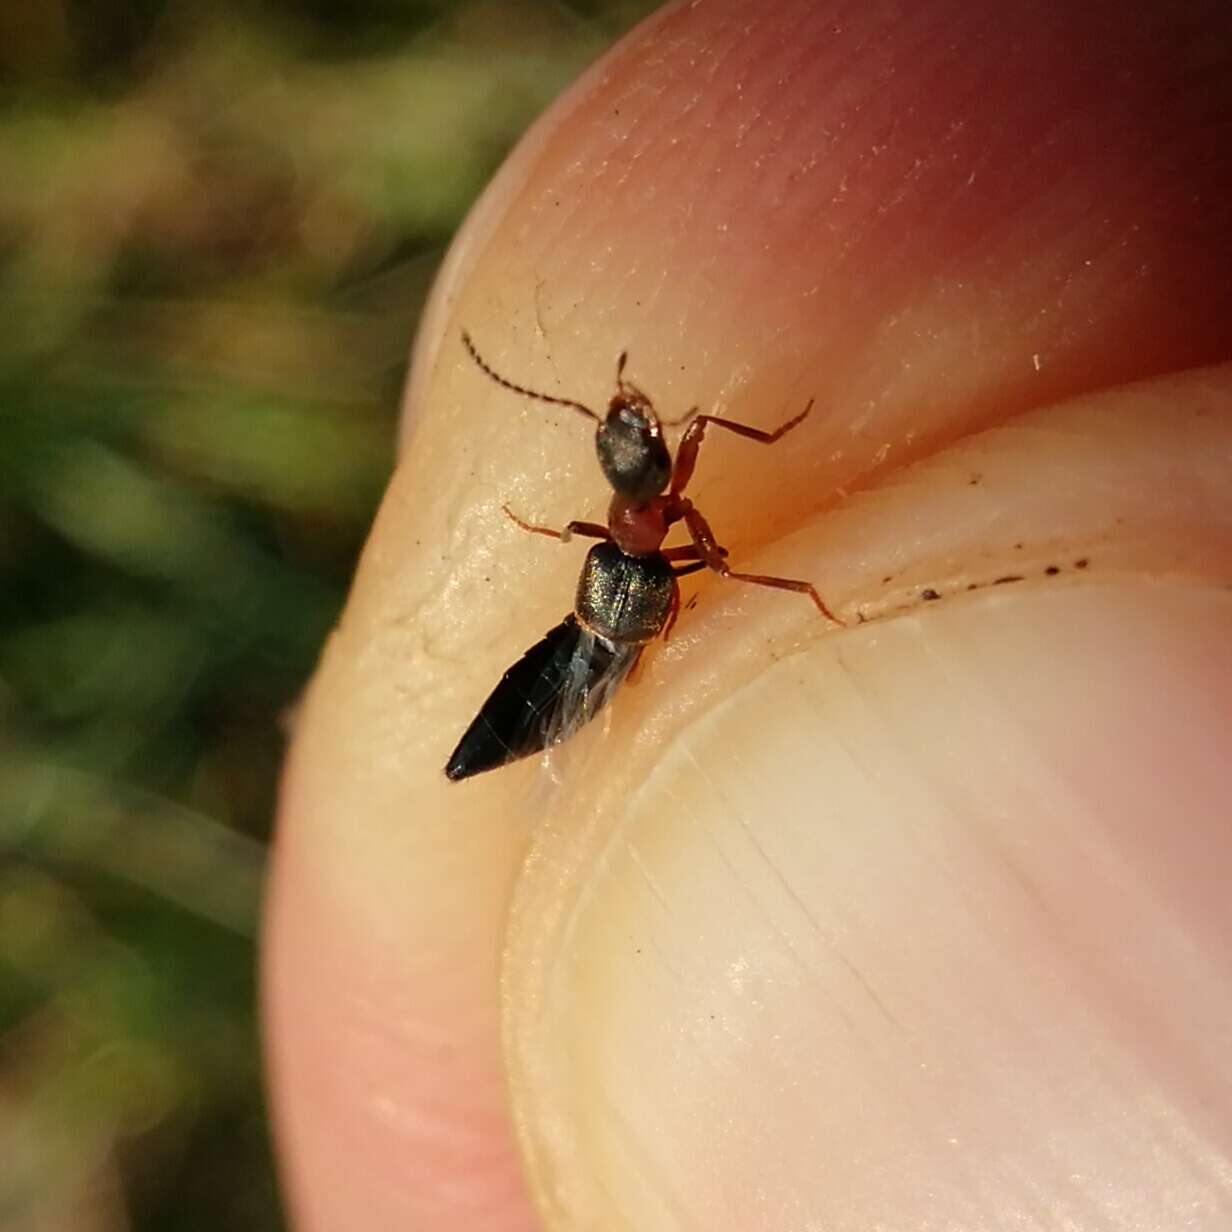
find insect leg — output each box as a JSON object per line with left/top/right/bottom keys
{"left": 661, "top": 544, "right": 702, "bottom": 562}
{"left": 662, "top": 404, "right": 699, "bottom": 428}
{"left": 661, "top": 582, "right": 683, "bottom": 643}
{"left": 661, "top": 558, "right": 724, "bottom": 639}
{"left": 502, "top": 504, "right": 609, "bottom": 543}
{"left": 671, "top": 399, "right": 814, "bottom": 496}
{"left": 661, "top": 543, "right": 727, "bottom": 562}
{"left": 624, "top": 646, "right": 647, "bottom": 685}
{"left": 682, "top": 506, "right": 842, "bottom": 625}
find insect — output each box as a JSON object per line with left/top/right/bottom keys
{"left": 444, "top": 332, "right": 841, "bottom": 781}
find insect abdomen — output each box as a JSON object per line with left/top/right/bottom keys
{"left": 444, "top": 614, "right": 620, "bottom": 781}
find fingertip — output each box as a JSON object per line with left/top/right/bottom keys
{"left": 270, "top": 0, "right": 1232, "bottom": 1225}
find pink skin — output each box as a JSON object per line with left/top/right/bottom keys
{"left": 263, "top": 1, "right": 1232, "bottom": 1229}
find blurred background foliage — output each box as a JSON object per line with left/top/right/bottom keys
{"left": 0, "top": 1, "right": 653, "bottom": 1226}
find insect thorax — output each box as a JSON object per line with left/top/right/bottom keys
{"left": 575, "top": 541, "right": 676, "bottom": 644}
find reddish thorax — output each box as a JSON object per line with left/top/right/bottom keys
{"left": 607, "top": 493, "right": 689, "bottom": 556}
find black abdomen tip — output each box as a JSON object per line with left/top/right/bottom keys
{"left": 442, "top": 616, "right": 588, "bottom": 782}
{"left": 443, "top": 709, "right": 510, "bottom": 782}
{"left": 443, "top": 750, "right": 471, "bottom": 781}
{"left": 443, "top": 614, "right": 622, "bottom": 782}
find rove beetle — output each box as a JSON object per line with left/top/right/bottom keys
{"left": 444, "top": 332, "right": 841, "bottom": 781}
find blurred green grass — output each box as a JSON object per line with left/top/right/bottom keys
{"left": 0, "top": 1, "right": 653, "bottom": 1226}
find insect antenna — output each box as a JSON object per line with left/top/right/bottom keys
{"left": 662, "top": 404, "right": 698, "bottom": 428}
{"left": 462, "top": 331, "right": 600, "bottom": 423}
{"left": 613, "top": 350, "right": 652, "bottom": 404}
